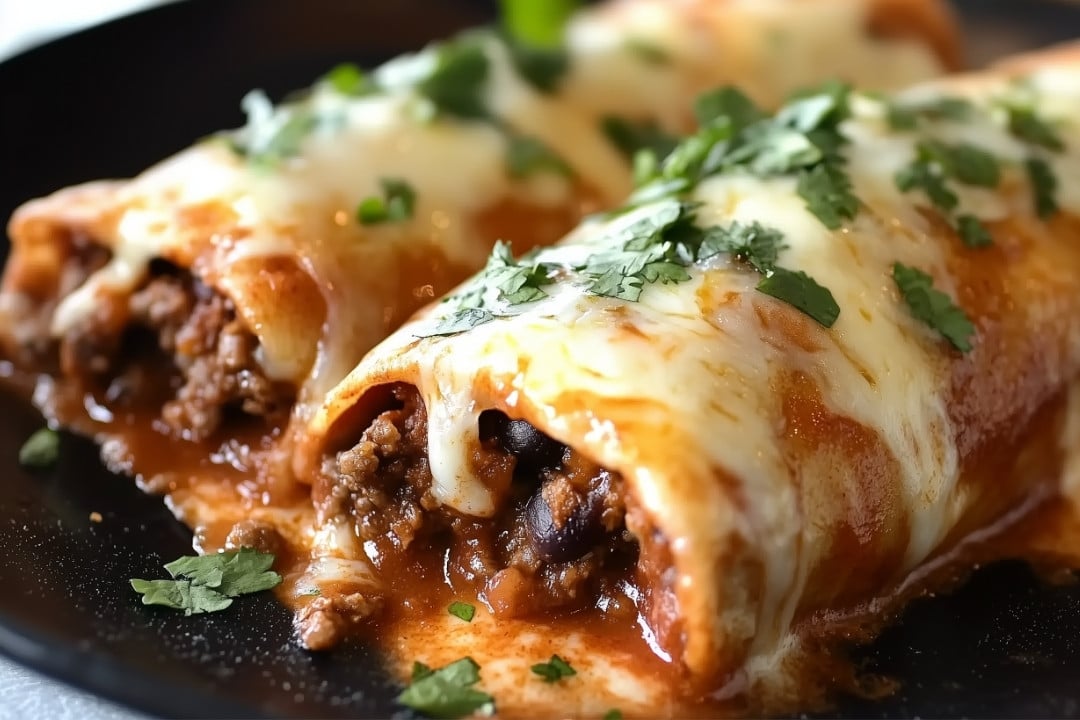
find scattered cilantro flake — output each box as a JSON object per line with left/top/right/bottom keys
{"left": 693, "top": 86, "right": 765, "bottom": 132}
{"left": 324, "top": 62, "right": 375, "bottom": 96}
{"left": 603, "top": 711, "right": 623, "bottom": 720}
{"left": 757, "top": 268, "right": 840, "bottom": 328}
{"left": 632, "top": 149, "right": 660, "bottom": 187}
{"left": 530, "top": 654, "right": 576, "bottom": 683}
{"left": 448, "top": 601, "right": 476, "bottom": 622}
{"left": 130, "top": 548, "right": 281, "bottom": 616}
{"left": 19, "top": 427, "right": 59, "bottom": 469}
{"left": 397, "top": 657, "right": 494, "bottom": 719}
{"left": 237, "top": 109, "right": 319, "bottom": 168}
{"left": 886, "top": 96, "right": 974, "bottom": 130}
{"left": 417, "top": 40, "right": 491, "bottom": 119}
{"left": 917, "top": 140, "right": 1001, "bottom": 188}
{"left": 1026, "top": 156, "right": 1059, "bottom": 219}
{"left": 776, "top": 80, "right": 852, "bottom": 134}
{"left": 1004, "top": 104, "right": 1064, "bottom": 152}
{"left": 798, "top": 163, "right": 860, "bottom": 230}
{"left": 895, "top": 157, "right": 958, "bottom": 212}
{"left": 699, "top": 221, "right": 786, "bottom": 273}
{"left": 625, "top": 38, "right": 670, "bottom": 65}
{"left": 505, "top": 38, "right": 569, "bottom": 93}
{"left": 506, "top": 135, "right": 572, "bottom": 178}
{"left": 601, "top": 116, "right": 679, "bottom": 163}
{"left": 956, "top": 214, "right": 993, "bottom": 249}
{"left": 499, "top": 0, "right": 578, "bottom": 48}
{"left": 357, "top": 178, "right": 416, "bottom": 225}
{"left": 422, "top": 308, "right": 496, "bottom": 338}
{"left": 892, "top": 263, "right": 975, "bottom": 352}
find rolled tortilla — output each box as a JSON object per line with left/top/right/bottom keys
{"left": 300, "top": 44, "right": 1080, "bottom": 687}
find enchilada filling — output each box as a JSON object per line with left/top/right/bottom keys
{"left": 314, "top": 384, "right": 661, "bottom": 632}
{"left": 16, "top": 248, "right": 294, "bottom": 442}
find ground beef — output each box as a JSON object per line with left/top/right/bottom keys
{"left": 55, "top": 263, "right": 293, "bottom": 441}
{"left": 224, "top": 519, "right": 285, "bottom": 556}
{"left": 319, "top": 390, "right": 635, "bottom": 619}
{"left": 295, "top": 592, "right": 383, "bottom": 651}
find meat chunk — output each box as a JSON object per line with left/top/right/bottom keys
{"left": 295, "top": 593, "right": 382, "bottom": 651}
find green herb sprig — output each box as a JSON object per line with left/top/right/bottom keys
{"left": 130, "top": 549, "right": 282, "bottom": 615}
{"left": 398, "top": 657, "right": 495, "bottom": 718}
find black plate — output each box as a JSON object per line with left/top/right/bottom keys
{"left": 2, "top": 1, "right": 1080, "bottom": 718}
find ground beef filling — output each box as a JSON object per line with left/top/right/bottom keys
{"left": 318, "top": 385, "right": 636, "bottom": 619}
{"left": 56, "top": 260, "right": 294, "bottom": 441}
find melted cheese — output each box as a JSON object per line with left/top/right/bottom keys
{"left": 307, "top": 61, "right": 1080, "bottom": 684}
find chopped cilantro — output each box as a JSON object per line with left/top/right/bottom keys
{"left": 499, "top": 0, "right": 578, "bottom": 48}
{"left": 1004, "top": 104, "right": 1064, "bottom": 152}
{"left": 423, "top": 308, "right": 497, "bottom": 338}
{"left": 603, "top": 711, "right": 623, "bottom": 720}
{"left": 892, "top": 263, "right": 975, "bottom": 352}
{"left": 417, "top": 39, "right": 491, "bottom": 119}
{"left": 916, "top": 140, "right": 1001, "bottom": 188}
{"left": 234, "top": 97, "right": 319, "bottom": 168}
{"left": 19, "top": 427, "right": 59, "bottom": 469}
{"left": 1026, "top": 156, "right": 1059, "bottom": 219}
{"left": 798, "top": 163, "right": 860, "bottom": 230}
{"left": 895, "top": 157, "right": 958, "bottom": 212}
{"left": 700, "top": 221, "right": 786, "bottom": 274}
{"left": 324, "top": 62, "right": 375, "bottom": 96}
{"left": 885, "top": 96, "right": 974, "bottom": 130}
{"left": 956, "top": 214, "right": 993, "bottom": 248}
{"left": 530, "top": 654, "right": 577, "bottom": 683}
{"left": 397, "top": 657, "right": 494, "bottom": 719}
{"left": 693, "top": 86, "right": 765, "bottom": 132}
{"left": 505, "top": 39, "right": 569, "bottom": 93}
{"left": 601, "top": 116, "right": 679, "bottom": 163}
{"left": 506, "top": 135, "right": 572, "bottom": 178}
{"left": 757, "top": 268, "right": 840, "bottom": 328}
{"left": 448, "top": 601, "right": 476, "bottom": 622}
{"left": 625, "top": 38, "right": 670, "bottom": 65}
{"left": 357, "top": 178, "right": 416, "bottom": 225}
{"left": 130, "top": 548, "right": 281, "bottom": 616}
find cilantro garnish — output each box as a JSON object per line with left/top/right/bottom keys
{"left": 915, "top": 140, "right": 1001, "bottom": 188}
{"left": 885, "top": 96, "right": 974, "bottom": 130}
{"left": 324, "top": 62, "right": 376, "bottom": 96}
{"left": 757, "top": 268, "right": 840, "bottom": 329}
{"left": 130, "top": 548, "right": 282, "bottom": 616}
{"left": 531, "top": 654, "right": 576, "bottom": 683}
{"left": 234, "top": 100, "right": 319, "bottom": 168}
{"left": 18, "top": 427, "right": 59, "bottom": 469}
{"left": 693, "top": 86, "right": 766, "bottom": 132}
{"left": 700, "top": 221, "right": 786, "bottom": 274}
{"left": 601, "top": 116, "right": 680, "bottom": 165}
{"left": 448, "top": 601, "right": 476, "bottom": 622}
{"left": 895, "top": 157, "right": 958, "bottom": 212}
{"left": 798, "top": 164, "right": 860, "bottom": 230}
{"left": 505, "top": 39, "right": 569, "bottom": 93}
{"left": 1026, "top": 156, "right": 1059, "bottom": 219}
{"left": 357, "top": 178, "right": 417, "bottom": 225}
{"left": 1004, "top": 103, "right": 1064, "bottom": 152}
{"left": 506, "top": 135, "right": 572, "bottom": 178}
{"left": 397, "top": 657, "right": 495, "bottom": 719}
{"left": 417, "top": 40, "right": 491, "bottom": 120}
{"left": 499, "top": 0, "right": 578, "bottom": 48}
{"left": 892, "top": 263, "right": 975, "bottom": 352}
{"left": 603, "top": 711, "right": 623, "bottom": 720}
{"left": 956, "top": 214, "right": 993, "bottom": 249}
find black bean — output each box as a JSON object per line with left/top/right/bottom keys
{"left": 525, "top": 478, "right": 606, "bottom": 563}
{"left": 478, "top": 411, "right": 564, "bottom": 473}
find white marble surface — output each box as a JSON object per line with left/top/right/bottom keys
{"left": 0, "top": 653, "right": 147, "bottom": 720}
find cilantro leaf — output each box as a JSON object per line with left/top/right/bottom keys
{"left": 19, "top": 427, "right": 59, "bottom": 468}
{"left": 324, "top": 63, "right": 375, "bottom": 96}
{"left": 603, "top": 711, "right": 623, "bottom": 720}
{"left": 448, "top": 601, "right": 476, "bottom": 622}
{"left": 1026, "top": 156, "right": 1059, "bottom": 219}
{"left": 694, "top": 87, "right": 765, "bottom": 132}
{"left": 499, "top": 0, "right": 578, "bottom": 48}
{"left": 892, "top": 262, "right": 975, "bottom": 352}
{"left": 236, "top": 107, "right": 319, "bottom": 168}
{"left": 886, "top": 96, "right": 974, "bottom": 130}
{"left": 129, "top": 579, "right": 233, "bottom": 616}
{"left": 506, "top": 135, "right": 572, "bottom": 178}
{"left": 530, "top": 654, "right": 577, "bottom": 683}
{"left": 1005, "top": 104, "right": 1064, "bottom": 152}
{"left": 357, "top": 178, "right": 417, "bottom": 225}
{"left": 756, "top": 268, "right": 840, "bottom": 328}
{"left": 417, "top": 40, "right": 491, "bottom": 119}
{"left": 130, "top": 549, "right": 281, "bottom": 616}
{"left": 601, "top": 116, "right": 679, "bottom": 163}
{"left": 776, "top": 80, "right": 851, "bottom": 134}
{"left": 504, "top": 39, "right": 569, "bottom": 93}
{"left": 917, "top": 140, "right": 1001, "bottom": 188}
{"left": 798, "top": 164, "right": 860, "bottom": 230}
{"left": 397, "top": 657, "right": 495, "bottom": 719}
{"left": 421, "top": 308, "right": 496, "bottom": 338}
{"left": 895, "top": 158, "right": 958, "bottom": 212}
{"left": 699, "top": 221, "right": 786, "bottom": 273}
{"left": 956, "top": 214, "right": 993, "bottom": 249}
